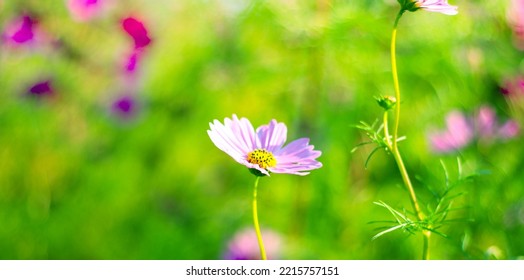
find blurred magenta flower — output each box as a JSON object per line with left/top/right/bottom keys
{"left": 66, "top": 0, "right": 105, "bottom": 22}
{"left": 507, "top": 0, "right": 524, "bottom": 50}
{"left": 124, "top": 50, "right": 140, "bottom": 73}
{"left": 499, "top": 76, "right": 524, "bottom": 116}
{"left": 223, "top": 228, "right": 283, "bottom": 260}
{"left": 122, "top": 17, "right": 151, "bottom": 49}
{"left": 111, "top": 94, "right": 137, "bottom": 119}
{"left": 500, "top": 76, "right": 524, "bottom": 98}
{"left": 414, "top": 0, "right": 458, "bottom": 15}
{"left": 429, "top": 106, "right": 520, "bottom": 153}
{"left": 28, "top": 80, "right": 54, "bottom": 97}
{"left": 208, "top": 115, "right": 322, "bottom": 176}
{"left": 2, "top": 15, "right": 36, "bottom": 46}
{"left": 122, "top": 49, "right": 148, "bottom": 77}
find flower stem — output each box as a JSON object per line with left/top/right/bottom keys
{"left": 252, "top": 176, "right": 267, "bottom": 260}
{"left": 390, "top": 10, "right": 422, "bottom": 220}
{"left": 391, "top": 10, "right": 403, "bottom": 151}
{"left": 383, "top": 111, "right": 392, "bottom": 148}
{"left": 389, "top": 9, "right": 430, "bottom": 259}
{"left": 422, "top": 230, "right": 431, "bottom": 260}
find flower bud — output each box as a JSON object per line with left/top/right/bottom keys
{"left": 376, "top": 96, "right": 397, "bottom": 111}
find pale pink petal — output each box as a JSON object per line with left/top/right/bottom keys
{"left": 416, "top": 0, "right": 458, "bottom": 15}
{"left": 269, "top": 160, "right": 322, "bottom": 176}
{"left": 208, "top": 115, "right": 256, "bottom": 161}
{"left": 256, "top": 119, "right": 287, "bottom": 152}
{"left": 429, "top": 132, "right": 458, "bottom": 153}
{"left": 446, "top": 111, "right": 474, "bottom": 147}
{"left": 224, "top": 117, "right": 250, "bottom": 153}
{"left": 236, "top": 115, "right": 257, "bottom": 152}
{"left": 273, "top": 138, "right": 310, "bottom": 156}
{"left": 208, "top": 121, "right": 245, "bottom": 160}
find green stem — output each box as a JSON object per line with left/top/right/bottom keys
{"left": 390, "top": 9, "right": 422, "bottom": 221}
{"left": 252, "top": 176, "right": 267, "bottom": 260}
{"left": 383, "top": 111, "right": 392, "bottom": 149}
{"left": 391, "top": 10, "right": 403, "bottom": 152}
{"left": 422, "top": 231, "right": 431, "bottom": 260}
{"left": 391, "top": 149, "right": 423, "bottom": 222}
{"left": 389, "top": 9, "right": 430, "bottom": 259}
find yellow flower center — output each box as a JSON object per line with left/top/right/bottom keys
{"left": 247, "top": 149, "right": 277, "bottom": 169}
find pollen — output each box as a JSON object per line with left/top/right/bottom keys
{"left": 247, "top": 149, "right": 277, "bottom": 169}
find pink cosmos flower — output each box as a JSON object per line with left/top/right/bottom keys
{"left": 223, "top": 228, "right": 283, "bottom": 260}
{"left": 414, "top": 0, "right": 458, "bottom": 15}
{"left": 428, "top": 111, "right": 474, "bottom": 153}
{"left": 66, "top": 0, "right": 105, "bottom": 22}
{"left": 208, "top": 115, "right": 322, "bottom": 176}
{"left": 475, "top": 105, "right": 520, "bottom": 141}
{"left": 429, "top": 106, "right": 520, "bottom": 153}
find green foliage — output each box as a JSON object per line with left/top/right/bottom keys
{"left": 370, "top": 159, "right": 480, "bottom": 243}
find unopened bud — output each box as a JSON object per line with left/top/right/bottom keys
{"left": 376, "top": 96, "right": 397, "bottom": 111}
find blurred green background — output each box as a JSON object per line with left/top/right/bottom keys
{"left": 1, "top": 0, "right": 523, "bottom": 259}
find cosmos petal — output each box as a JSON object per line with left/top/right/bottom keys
{"left": 256, "top": 119, "right": 287, "bottom": 152}
{"left": 415, "top": 0, "right": 458, "bottom": 15}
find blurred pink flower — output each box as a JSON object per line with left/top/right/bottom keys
{"left": 223, "top": 228, "right": 283, "bottom": 260}
{"left": 474, "top": 106, "right": 520, "bottom": 141}
{"left": 66, "top": 0, "right": 105, "bottom": 22}
{"left": 476, "top": 106, "right": 497, "bottom": 138}
{"left": 498, "top": 120, "right": 520, "bottom": 139}
{"left": 429, "top": 106, "right": 520, "bottom": 153}
{"left": 122, "top": 48, "right": 148, "bottom": 77}
{"left": 119, "top": 17, "right": 151, "bottom": 83}
{"left": 507, "top": 0, "right": 524, "bottom": 50}
{"left": 429, "top": 111, "right": 474, "bottom": 153}
{"left": 2, "top": 14, "right": 55, "bottom": 50}
{"left": 124, "top": 50, "right": 140, "bottom": 73}
{"left": 208, "top": 115, "right": 322, "bottom": 176}
{"left": 500, "top": 76, "right": 524, "bottom": 98}
{"left": 2, "top": 15, "right": 38, "bottom": 46}
{"left": 414, "top": 0, "right": 458, "bottom": 15}
{"left": 122, "top": 17, "right": 151, "bottom": 50}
